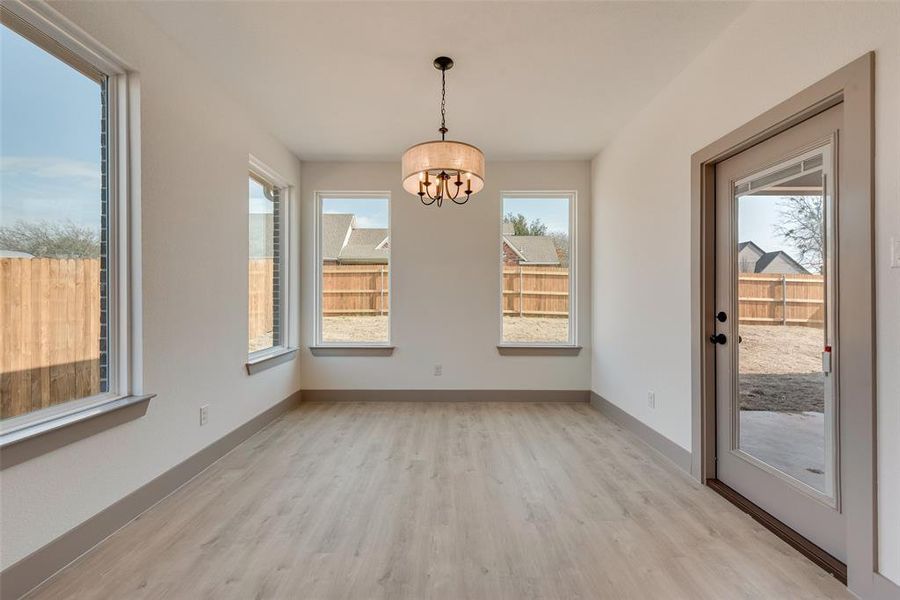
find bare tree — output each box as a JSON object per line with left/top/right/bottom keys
{"left": 0, "top": 220, "right": 100, "bottom": 258}
{"left": 548, "top": 232, "right": 569, "bottom": 268}
{"left": 775, "top": 196, "right": 824, "bottom": 273}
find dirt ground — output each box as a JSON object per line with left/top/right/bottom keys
{"left": 322, "top": 316, "right": 389, "bottom": 343}
{"left": 249, "top": 332, "right": 273, "bottom": 353}
{"left": 739, "top": 325, "right": 824, "bottom": 413}
{"left": 503, "top": 317, "right": 569, "bottom": 343}
{"left": 319, "top": 316, "right": 569, "bottom": 344}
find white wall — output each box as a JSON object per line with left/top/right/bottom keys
{"left": 590, "top": 1, "right": 899, "bottom": 585}
{"left": 0, "top": 2, "right": 302, "bottom": 570}
{"left": 300, "top": 161, "right": 591, "bottom": 390}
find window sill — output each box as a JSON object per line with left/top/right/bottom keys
{"left": 497, "top": 345, "right": 582, "bottom": 356}
{"left": 246, "top": 347, "right": 298, "bottom": 375}
{"left": 0, "top": 394, "right": 154, "bottom": 469}
{"left": 309, "top": 345, "right": 395, "bottom": 357}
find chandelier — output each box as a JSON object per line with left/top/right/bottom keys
{"left": 401, "top": 56, "right": 485, "bottom": 207}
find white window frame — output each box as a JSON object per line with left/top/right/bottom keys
{"left": 0, "top": 0, "right": 141, "bottom": 435}
{"left": 247, "top": 156, "right": 293, "bottom": 363}
{"left": 314, "top": 191, "right": 392, "bottom": 348}
{"left": 499, "top": 191, "right": 578, "bottom": 347}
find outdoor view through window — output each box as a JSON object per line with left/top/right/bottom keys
{"left": 735, "top": 148, "right": 833, "bottom": 497}
{"left": 248, "top": 175, "right": 281, "bottom": 354}
{"left": 319, "top": 195, "right": 390, "bottom": 344}
{"left": 501, "top": 195, "right": 572, "bottom": 344}
{"left": 0, "top": 23, "right": 108, "bottom": 421}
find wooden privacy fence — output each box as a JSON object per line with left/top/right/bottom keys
{"left": 249, "top": 263, "right": 392, "bottom": 322}
{"left": 0, "top": 259, "right": 827, "bottom": 419}
{"left": 317, "top": 265, "right": 571, "bottom": 318}
{"left": 318, "top": 265, "right": 567, "bottom": 318}
{"left": 1, "top": 258, "right": 102, "bottom": 419}
{"left": 313, "top": 267, "right": 825, "bottom": 323}
{"left": 322, "top": 265, "right": 390, "bottom": 316}
{"left": 502, "top": 266, "right": 569, "bottom": 317}
{"left": 248, "top": 259, "right": 275, "bottom": 342}
{"left": 738, "top": 272, "right": 825, "bottom": 326}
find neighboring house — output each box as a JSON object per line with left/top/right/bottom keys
{"left": 737, "top": 241, "right": 765, "bottom": 272}
{"left": 322, "top": 213, "right": 389, "bottom": 265}
{"left": 501, "top": 221, "right": 561, "bottom": 266}
{"left": 738, "top": 240, "right": 809, "bottom": 274}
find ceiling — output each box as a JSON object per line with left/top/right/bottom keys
{"left": 136, "top": 1, "right": 746, "bottom": 161}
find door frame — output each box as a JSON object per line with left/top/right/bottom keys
{"left": 690, "top": 53, "right": 886, "bottom": 597}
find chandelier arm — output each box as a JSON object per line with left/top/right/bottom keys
{"left": 422, "top": 178, "right": 442, "bottom": 202}
{"left": 451, "top": 193, "right": 470, "bottom": 205}
{"left": 445, "top": 177, "right": 460, "bottom": 201}
{"left": 420, "top": 192, "right": 436, "bottom": 206}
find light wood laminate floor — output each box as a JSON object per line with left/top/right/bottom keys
{"left": 28, "top": 401, "right": 850, "bottom": 599}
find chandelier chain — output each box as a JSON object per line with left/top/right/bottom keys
{"left": 440, "top": 68, "right": 447, "bottom": 140}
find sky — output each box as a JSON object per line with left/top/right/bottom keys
{"left": 248, "top": 178, "right": 273, "bottom": 214}
{"left": 504, "top": 197, "right": 569, "bottom": 234}
{"left": 738, "top": 194, "right": 819, "bottom": 263}
{"left": 322, "top": 197, "right": 389, "bottom": 229}
{"left": 1, "top": 24, "right": 102, "bottom": 231}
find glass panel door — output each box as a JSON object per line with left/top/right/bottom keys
{"left": 732, "top": 143, "right": 837, "bottom": 503}
{"left": 715, "top": 103, "right": 844, "bottom": 561}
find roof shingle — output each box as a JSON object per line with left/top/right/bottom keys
{"left": 504, "top": 235, "right": 560, "bottom": 264}
{"left": 322, "top": 213, "right": 355, "bottom": 260}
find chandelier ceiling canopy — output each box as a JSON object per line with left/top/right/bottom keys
{"left": 401, "top": 57, "right": 485, "bottom": 207}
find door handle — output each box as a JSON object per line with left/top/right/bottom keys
{"left": 709, "top": 333, "right": 727, "bottom": 345}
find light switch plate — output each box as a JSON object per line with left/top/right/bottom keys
{"left": 892, "top": 237, "right": 900, "bottom": 268}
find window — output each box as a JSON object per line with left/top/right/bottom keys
{"left": 248, "top": 163, "right": 290, "bottom": 358}
{"left": 500, "top": 193, "right": 575, "bottom": 345}
{"left": 0, "top": 5, "right": 134, "bottom": 430}
{"left": 315, "top": 193, "right": 391, "bottom": 346}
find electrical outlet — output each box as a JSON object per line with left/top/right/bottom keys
{"left": 647, "top": 391, "right": 656, "bottom": 409}
{"left": 892, "top": 237, "right": 900, "bottom": 269}
{"left": 433, "top": 364, "right": 442, "bottom": 376}
{"left": 200, "top": 405, "right": 209, "bottom": 426}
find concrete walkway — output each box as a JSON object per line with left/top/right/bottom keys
{"left": 740, "top": 410, "right": 826, "bottom": 492}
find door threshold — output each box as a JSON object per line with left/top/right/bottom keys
{"left": 706, "top": 478, "right": 847, "bottom": 584}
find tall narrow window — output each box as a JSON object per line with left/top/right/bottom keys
{"left": 248, "top": 170, "right": 288, "bottom": 356}
{"left": 500, "top": 193, "right": 575, "bottom": 345}
{"left": 316, "top": 193, "right": 391, "bottom": 346}
{"left": 1, "top": 8, "right": 131, "bottom": 427}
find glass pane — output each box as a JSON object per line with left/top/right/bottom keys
{"left": 320, "top": 197, "right": 390, "bottom": 344}
{"left": 735, "top": 148, "right": 832, "bottom": 497}
{"left": 501, "top": 196, "right": 571, "bottom": 344}
{"left": 0, "top": 24, "right": 107, "bottom": 420}
{"left": 248, "top": 177, "right": 278, "bottom": 353}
